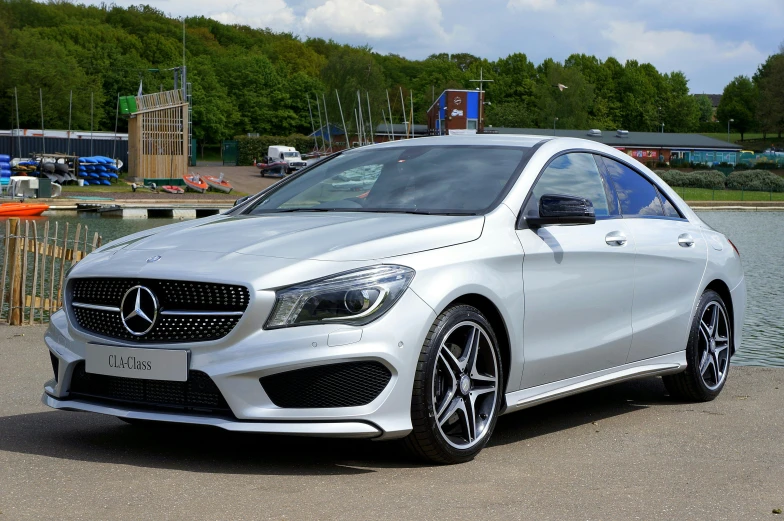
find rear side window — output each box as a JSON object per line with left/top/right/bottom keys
{"left": 526, "top": 153, "right": 612, "bottom": 218}
{"left": 600, "top": 157, "right": 664, "bottom": 217}
{"left": 658, "top": 189, "right": 682, "bottom": 218}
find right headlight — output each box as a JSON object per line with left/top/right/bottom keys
{"left": 265, "top": 265, "right": 415, "bottom": 329}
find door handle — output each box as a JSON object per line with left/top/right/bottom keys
{"left": 678, "top": 233, "right": 695, "bottom": 247}
{"left": 605, "top": 231, "right": 627, "bottom": 246}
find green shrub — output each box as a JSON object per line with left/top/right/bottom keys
{"left": 690, "top": 170, "right": 728, "bottom": 189}
{"left": 234, "top": 134, "right": 316, "bottom": 166}
{"left": 655, "top": 169, "right": 725, "bottom": 189}
{"left": 726, "top": 170, "right": 784, "bottom": 192}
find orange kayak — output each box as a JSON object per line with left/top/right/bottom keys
{"left": 0, "top": 203, "right": 50, "bottom": 217}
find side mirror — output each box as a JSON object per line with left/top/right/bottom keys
{"left": 526, "top": 194, "right": 596, "bottom": 228}
{"left": 234, "top": 195, "right": 251, "bottom": 207}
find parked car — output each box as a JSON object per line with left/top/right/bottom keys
{"left": 43, "top": 135, "right": 745, "bottom": 464}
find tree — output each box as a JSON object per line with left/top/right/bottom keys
{"left": 717, "top": 76, "right": 758, "bottom": 140}
{"left": 662, "top": 72, "right": 699, "bottom": 133}
{"left": 754, "top": 53, "right": 784, "bottom": 138}
{"left": 695, "top": 94, "right": 714, "bottom": 123}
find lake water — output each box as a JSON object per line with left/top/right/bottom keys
{"left": 4, "top": 211, "right": 782, "bottom": 366}
{"left": 696, "top": 211, "right": 784, "bottom": 367}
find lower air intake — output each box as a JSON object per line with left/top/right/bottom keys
{"left": 260, "top": 361, "right": 392, "bottom": 409}
{"left": 68, "top": 362, "right": 233, "bottom": 416}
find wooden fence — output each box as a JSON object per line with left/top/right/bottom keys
{"left": 0, "top": 218, "right": 102, "bottom": 325}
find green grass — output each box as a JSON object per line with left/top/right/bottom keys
{"left": 672, "top": 186, "right": 784, "bottom": 201}
{"left": 699, "top": 132, "right": 766, "bottom": 145}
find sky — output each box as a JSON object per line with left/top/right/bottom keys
{"left": 102, "top": 0, "right": 783, "bottom": 93}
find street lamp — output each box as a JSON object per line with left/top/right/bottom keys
{"left": 661, "top": 122, "right": 665, "bottom": 134}
{"left": 553, "top": 117, "right": 559, "bottom": 133}
{"left": 727, "top": 118, "right": 734, "bottom": 142}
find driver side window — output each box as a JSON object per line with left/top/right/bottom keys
{"left": 525, "top": 153, "right": 613, "bottom": 218}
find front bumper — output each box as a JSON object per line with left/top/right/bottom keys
{"left": 43, "top": 289, "right": 436, "bottom": 440}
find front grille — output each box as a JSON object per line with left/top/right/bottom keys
{"left": 260, "top": 361, "right": 392, "bottom": 408}
{"left": 72, "top": 278, "right": 249, "bottom": 311}
{"left": 69, "top": 362, "right": 233, "bottom": 416}
{"left": 69, "top": 278, "right": 249, "bottom": 343}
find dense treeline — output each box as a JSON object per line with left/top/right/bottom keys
{"left": 0, "top": 0, "right": 779, "bottom": 149}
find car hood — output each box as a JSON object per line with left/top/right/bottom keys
{"left": 108, "top": 213, "right": 485, "bottom": 262}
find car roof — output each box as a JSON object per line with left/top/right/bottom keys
{"left": 367, "top": 134, "right": 551, "bottom": 149}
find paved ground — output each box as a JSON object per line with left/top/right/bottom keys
{"left": 1, "top": 324, "right": 782, "bottom": 520}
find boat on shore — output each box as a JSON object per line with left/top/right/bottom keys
{"left": 183, "top": 173, "right": 208, "bottom": 193}
{"left": 203, "top": 174, "right": 233, "bottom": 193}
{"left": 162, "top": 185, "right": 184, "bottom": 194}
{"left": 0, "top": 202, "right": 50, "bottom": 217}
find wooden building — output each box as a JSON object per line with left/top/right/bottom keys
{"left": 128, "top": 90, "right": 189, "bottom": 180}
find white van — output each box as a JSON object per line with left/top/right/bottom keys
{"left": 267, "top": 146, "right": 307, "bottom": 172}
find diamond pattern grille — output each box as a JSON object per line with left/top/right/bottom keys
{"left": 69, "top": 278, "right": 249, "bottom": 343}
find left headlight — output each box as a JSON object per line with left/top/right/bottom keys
{"left": 265, "top": 265, "right": 415, "bottom": 329}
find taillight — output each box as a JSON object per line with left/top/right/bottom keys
{"left": 727, "top": 238, "right": 740, "bottom": 257}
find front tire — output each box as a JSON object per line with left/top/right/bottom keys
{"left": 405, "top": 305, "right": 503, "bottom": 464}
{"left": 663, "top": 289, "right": 732, "bottom": 402}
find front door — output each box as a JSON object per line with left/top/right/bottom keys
{"left": 516, "top": 152, "right": 636, "bottom": 389}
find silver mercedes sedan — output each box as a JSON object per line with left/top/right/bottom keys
{"left": 43, "top": 135, "right": 746, "bottom": 464}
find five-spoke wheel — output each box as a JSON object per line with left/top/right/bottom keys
{"left": 406, "top": 305, "right": 502, "bottom": 464}
{"left": 664, "top": 289, "right": 732, "bottom": 402}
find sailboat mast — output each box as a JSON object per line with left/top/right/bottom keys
{"left": 385, "top": 90, "right": 395, "bottom": 141}
{"left": 14, "top": 87, "right": 22, "bottom": 157}
{"left": 307, "top": 95, "right": 318, "bottom": 152}
{"left": 366, "top": 91, "right": 374, "bottom": 144}
{"left": 356, "top": 91, "right": 364, "bottom": 145}
{"left": 67, "top": 90, "right": 73, "bottom": 156}
{"left": 409, "top": 90, "right": 414, "bottom": 138}
{"left": 335, "top": 90, "right": 348, "bottom": 150}
{"left": 40, "top": 88, "right": 46, "bottom": 154}
{"left": 400, "top": 87, "right": 408, "bottom": 139}
{"left": 315, "top": 95, "right": 325, "bottom": 151}
{"left": 322, "top": 93, "right": 332, "bottom": 153}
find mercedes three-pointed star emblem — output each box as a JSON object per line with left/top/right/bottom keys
{"left": 120, "top": 285, "right": 159, "bottom": 336}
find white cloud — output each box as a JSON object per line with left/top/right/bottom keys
{"left": 301, "top": 0, "right": 446, "bottom": 40}
{"left": 210, "top": 0, "right": 297, "bottom": 30}
{"left": 507, "top": 0, "right": 557, "bottom": 11}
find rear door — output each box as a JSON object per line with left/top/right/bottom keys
{"left": 598, "top": 156, "right": 708, "bottom": 362}
{"left": 516, "top": 152, "right": 636, "bottom": 388}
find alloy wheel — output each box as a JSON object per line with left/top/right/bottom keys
{"left": 431, "top": 321, "right": 499, "bottom": 449}
{"left": 697, "top": 301, "right": 731, "bottom": 391}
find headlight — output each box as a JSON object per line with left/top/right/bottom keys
{"left": 265, "top": 265, "right": 415, "bottom": 329}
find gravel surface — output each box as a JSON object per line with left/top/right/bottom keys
{"left": 1, "top": 324, "right": 782, "bottom": 520}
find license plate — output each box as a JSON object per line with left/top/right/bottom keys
{"left": 85, "top": 344, "right": 189, "bottom": 382}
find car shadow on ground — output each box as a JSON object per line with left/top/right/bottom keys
{"left": 0, "top": 377, "right": 673, "bottom": 474}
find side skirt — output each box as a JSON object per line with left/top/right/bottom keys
{"left": 502, "top": 351, "right": 686, "bottom": 415}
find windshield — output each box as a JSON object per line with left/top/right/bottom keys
{"left": 245, "top": 145, "right": 529, "bottom": 215}
{"left": 283, "top": 152, "right": 299, "bottom": 158}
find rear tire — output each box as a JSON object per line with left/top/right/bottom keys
{"left": 405, "top": 305, "right": 503, "bottom": 464}
{"left": 663, "top": 290, "right": 731, "bottom": 402}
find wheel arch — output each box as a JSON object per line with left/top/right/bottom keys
{"left": 703, "top": 278, "right": 735, "bottom": 355}
{"left": 442, "top": 293, "right": 512, "bottom": 395}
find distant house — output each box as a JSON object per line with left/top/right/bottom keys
{"left": 308, "top": 123, "right": 345, "bottom": 148}
{"left": 487, "top": 127, "right": 742, "bottom": 165}
{"left": 694, "top": 93, "right": 722, "bottom": 122}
